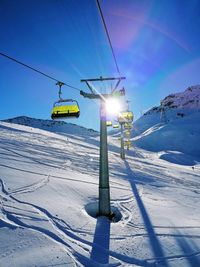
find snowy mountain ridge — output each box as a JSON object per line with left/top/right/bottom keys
{"left": 130, "top": 85, "right": 200, "bottom": 158}
{"left": 161, "top": 85, "right": 200, "bottom": 110}
{"left": 144, "top": 85, "right": 200, "bottom": 116}
{"left": 3, "top": 116, "right": 98, "bottom": 137}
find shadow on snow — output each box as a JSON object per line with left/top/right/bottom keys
{"left": 90, "top": 216, "right": 111, "bottom": 264}
{"left": 124, "top": 160, "right": 169, "bottom": 267}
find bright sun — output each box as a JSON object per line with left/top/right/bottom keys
{"left": 105, "top": 98, "right": 122, "bottom": 115}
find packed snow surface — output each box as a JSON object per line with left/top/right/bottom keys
{"left": 0, "top": 116, "right": 200, "bottom": 267}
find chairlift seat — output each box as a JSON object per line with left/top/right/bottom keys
{"left": 124, "top": 122, "right": 132, "bottom": 129}
{"left": 124, "top": 140, "right": 131, "bottom": 146}
{"left": 113, "top": 124, "right": 119, "bottom": 129}
{"left": 125, "top": 130, "right": 131, "bottom": 137}
{"left": 118, "top": 111, "right": 133, "bottom": 123}
{"left": 106, "top": 121, "right": 112, "bottom": 127}
{"left": 51, "top": 99, "right": 80, "bottom": 120}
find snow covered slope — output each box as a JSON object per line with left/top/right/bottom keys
{"left": 0, "top": 118, "right": 200, "bottom": 266}
{"left": 132, "top": 85, "right": 200, "bottom": 159}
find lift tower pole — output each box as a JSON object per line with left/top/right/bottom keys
{"left": 120, "top": 123, "right": 125, "bottom": 160}
{"left": 80, "top": 76, "right": 125, "bottom": 217}
{"left": 99, "top": 98, "right": 110, "bottom": 215}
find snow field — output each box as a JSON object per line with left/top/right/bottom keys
{"left": 0, "top": 120, "right": 200, "bottom": 266}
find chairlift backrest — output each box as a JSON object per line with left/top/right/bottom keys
{"left": 124, "top": 122, "right": 132, "bottom": 129}
{"left": 125, "top": 130, "right": 131, "bottom": 137}
{"left": 106, "top": 121, "right": 112, "bottom": 127}
{"left": 118, "top": 111, "right": 133, "bottom": 123}
{"left": 113, "top": 124, "right": 119, "bottom": 129}
{"left": 51, "top": 99, "right": 80, "bottom": 120}
{"left": 124, "top": 140, "right": 131, "bottom": 146}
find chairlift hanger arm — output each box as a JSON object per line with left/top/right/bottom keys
{"left": 56, "top": 81, "right": 65, "bottom": 99}
{"left": 56, "top": 81, "right": 65, "bottom": 87}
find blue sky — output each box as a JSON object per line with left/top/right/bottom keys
{"left": 1, "top": 0, "right": 200, "bottom": 130}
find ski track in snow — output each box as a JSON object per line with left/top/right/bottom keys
{"left": 0, "top": 177, "right": 151, "bottom": 266}
{"left": 0, "top": 174, "right": 154, "bottom": 267}
{"left": 0, "top": 178, "right": 90, "bottom": 266}
{"left": 1, "top": 166, "right": 200, "bottom": 267}
{"left": 1, "top": 120, "right": 200, "bottom": 266}
{"left": 10, "top": 176, "right": 50, "bottom": 195}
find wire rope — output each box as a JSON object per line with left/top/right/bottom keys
{"left": 0, "top": 51, "right": 81, "bottom": 92}
{"left": 96, "top": 0, "right": 121, "bottom": 76}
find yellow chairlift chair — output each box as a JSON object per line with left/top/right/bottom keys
{"left": 126, "top": 144, "right": 131, "bottom": 150}
{"left": 124, "top": 130, "right": 131, "bottom": 137}
{"left": 51, "top": 99, "right": 80, "bottom": 120}
{"left": 124, "top": 122, "right": 132, "bottom": 130}
{"left": 113, "top": 124, "right": 119, "bottom": 129}
{"left": 124, "top": 140, "right": 131, "bottom": 146}
{"left": 106, "top": 121, "right": 113, "bottom": 127}
{"left": 118, "top": 111, "right": 134, "bottom": 123}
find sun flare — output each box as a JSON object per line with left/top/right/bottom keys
{"left": 105, "top": 98, "right": 122, "bottom": 115}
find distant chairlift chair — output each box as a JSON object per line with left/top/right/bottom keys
{"left": 118, "top": 111, "right": 134, "bottom": 123}
{"left": 106, "top": 121, "right": 113, "bottom": 127}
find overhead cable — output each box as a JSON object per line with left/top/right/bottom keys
{"left": 96, "top": 0, "right": 121, "bottom": 76}
{"left": 0, "top": 51, "right": 81, "bottom": 91}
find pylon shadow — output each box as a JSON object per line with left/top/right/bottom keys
{"left": 90, "top": 216, "right": 111, "bottom": 264}
{"left": 124, "top": 160, "right": 169, "bottom": 267}
{"left": 175, "top": 231, "right": 200, "bottom": 267}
